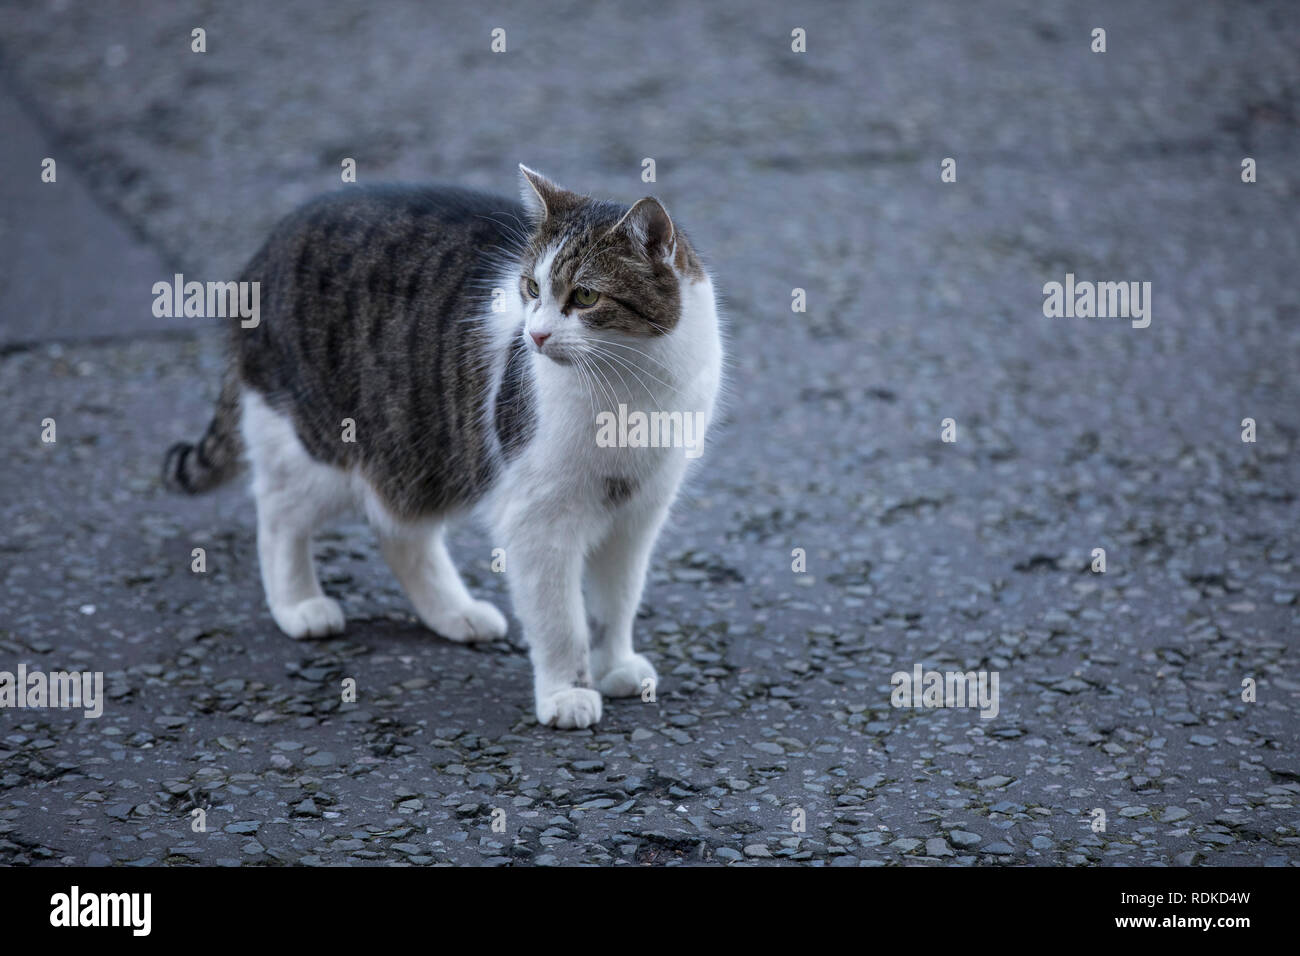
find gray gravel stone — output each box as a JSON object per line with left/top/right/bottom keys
{"left": 926, "top": 838, "right": 955, "bottom": 858}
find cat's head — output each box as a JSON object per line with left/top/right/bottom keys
{"left": 513, "top": 165, "right": 704, "bottom": 362}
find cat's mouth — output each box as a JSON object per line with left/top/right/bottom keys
{"left": 526, "top": 336, "right": 574, "bottom": 365}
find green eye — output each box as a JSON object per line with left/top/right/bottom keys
{"left": 523, "top": 277, "right": 540, "bottom": 298}
{"left": 572, "top": 286, "right": 599, "bottom": 308}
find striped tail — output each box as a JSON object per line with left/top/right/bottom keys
{"left": 163, "top": 372, "right": 244, "bottom": 494}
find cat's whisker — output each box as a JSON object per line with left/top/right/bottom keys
{"left": 480, "top": 243, "right": 529, "bottom": 264}
{"left": 581, "top": 345, "right": 639, "bottom": 404}
{"left": 476, "top": 213, "right": 532, "bottom": 248}
{"left": 578, "top": 351, "right": 617, "bottom": 419}
{"left": 570, "top": 350, "right": 601, "bottom": 421}
{"left": 581, "top": 350, "right": 621, "bottom": 414}
{"left": 584, "top": 342, "right": 678, "bottom": 390}
{"left": 584, "top": 339, "right": 679, "bottom": 385}
{"left": 584, "top": 336, "right": 679, "bottom": 376}
{"left": 582, "top": 345, "right": 670, "bottom": 404}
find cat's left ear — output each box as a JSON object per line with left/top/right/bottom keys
{"left": 518, "top": 164, "right": 579, "bottom": 221}
{"left": 613, "top": 197, "right": 676, "bottom": 264}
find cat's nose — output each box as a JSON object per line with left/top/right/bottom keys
{"left": 530, "top": 331, "right": 550, "bottom": 349}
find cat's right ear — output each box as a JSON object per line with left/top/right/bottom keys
{"left": 519, "top": 164, "right": 577, "bottom": 221}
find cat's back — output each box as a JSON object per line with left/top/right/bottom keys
{"left": 234, "top": 184, "right": 527, "bottom": 516}
{"left": 245, "top": 183, "right": 525, "bottom": 305}
{"left": 268, "top": 183, "right": 524, "bottom": 244}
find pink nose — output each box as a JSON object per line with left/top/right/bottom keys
{"left": 531, "top": 331, "right": 550, "bottom": 349}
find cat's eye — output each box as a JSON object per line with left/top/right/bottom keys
{"left": 523, "top": 277, "right": 540, "bottom": 298}
{"left": 572, "top": 286, "right": 599, "bottom": 308}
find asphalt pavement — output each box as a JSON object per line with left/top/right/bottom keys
{"left": 0, "top": 0, "right": 1296, "bottom": 866}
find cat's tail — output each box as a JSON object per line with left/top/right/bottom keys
{"left": 163, "top": 371, "right": 245, "bottom": 494}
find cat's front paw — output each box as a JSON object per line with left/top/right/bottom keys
{"left": 427, "top": 598, "right": 508, "bottom": 643}
{"left": 536, "top": 687, "right": 603, "bottom": 729}
{"left": 273, "top": 596, "right": 346, "bottom": 640}
{"left": 595, "top": 653, "right": 658, "bottom": 699}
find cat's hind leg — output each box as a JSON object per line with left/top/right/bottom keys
{"left": 241, "top": 390, "right": 347, "bottom": 639}
{"left": 377, "top": 523, "right": 507, "bottom": 643}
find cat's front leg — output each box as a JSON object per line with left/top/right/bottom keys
{"left": 500, "top": 515, "right": 602, "bottom": 729}
{"left": 587, "top": 504, "right": 668, "bottom": 699}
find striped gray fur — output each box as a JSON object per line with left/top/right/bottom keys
{"left": 164, "top": 185, "right": 536, "bottom": 518}
{"left": 163, "top": 366, "right": 242, "bottom": 493}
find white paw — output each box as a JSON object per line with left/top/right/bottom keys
{"left": 273, "top": 596, "right": 346, "bottom": 640}
{"left": 596, "top": 653, "right": 658, "bottom": 699}
{"left": 536, "top": 687, "right": 603, "bottom": 729}
{"left": 426, "top": 598, "right": 508, "bottom": 643}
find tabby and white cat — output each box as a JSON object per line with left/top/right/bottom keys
{"left": 164, "top": 166, "right": 723, "bottom": 729}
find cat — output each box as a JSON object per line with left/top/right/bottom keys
{"left": 163, "top": 166, "right": 724, "bottom": 729}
